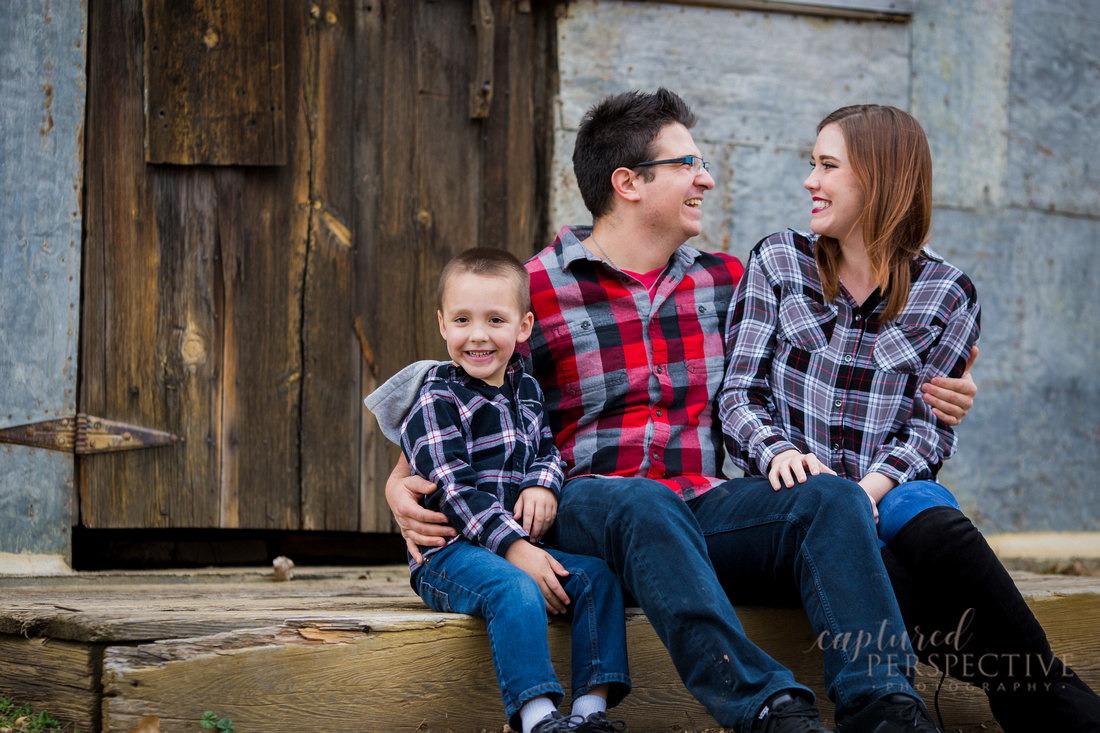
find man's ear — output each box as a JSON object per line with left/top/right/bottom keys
{"left": 610, "top": 167, "right": 642, "bottom": 203}
{"left": 515, "top": 312, "right": 535, "bottom": 344}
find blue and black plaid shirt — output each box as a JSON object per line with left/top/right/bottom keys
{"left": 400, "top": 355, "right": 565, "bottom": 570}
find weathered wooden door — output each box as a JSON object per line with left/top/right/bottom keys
{"left": 78, "top": 0, "right": 556, "bottom": 533}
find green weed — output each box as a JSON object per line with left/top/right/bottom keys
{"left": 201, "top": 711, "right": 235, "bottom": 733}
{"left": 0, "top": 697, "right": 71, "bottom": 732}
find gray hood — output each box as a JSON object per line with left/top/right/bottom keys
{"left": 363, "top": 360, "right": 449, "bottom": 445}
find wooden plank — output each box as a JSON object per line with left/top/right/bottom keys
{"left": 299, "top": 0, "right": 360, "bottom": 531}
{"left": 83, "top": 0, "right": 226, "bottom": 529}
{"left": 80, "top": 0, "right": 170, "bottom": 528}
{"left": 0, "top": 635, "right": 100, "bottom": 733}
{"left": 359, "top": 0, "right": 423, "bottom": 532}
{"left": 1, "top": 569, "right": 1096, "bottom": 732}
{"left": 149, "top": 169, "right": 221, "bottom": 526}
{"left": 143, "top": 0, "right": 287, "bottom": 165}
{"left": 212, "top": 175, "right": 304, "bottom": 528}
{"left": 415, "top": 0, "right": 482, "bottom": 357}
{"left": 93, "top": 604, "right": 1034, "bottom": 733}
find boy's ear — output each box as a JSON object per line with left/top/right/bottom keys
{"left": 515, "top": 311, "right": 535, "bottom": 343}
{"left": 437, "top": 310, "right": 446, "bottom": 340}
{"left": 610, "top": 167, "right": 642, "bottom": 204}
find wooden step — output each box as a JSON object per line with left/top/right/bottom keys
{"left": 0, "top": 567, "right": 1097, "bottom": 732}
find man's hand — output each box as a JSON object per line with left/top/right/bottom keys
{"left": 921, "top": 346, "right": 978, "bottom": 426}
{"left": 504, "top": 539, "right": 571, "bottom": 614}
{"left": 768, "top": 449, "right": 837, "bottom": 490}
{"left": 385, "top": 455, "right": 455, "bottom": 563}
{"left": 514, "top": 487, "right": 558, "bottom": 544}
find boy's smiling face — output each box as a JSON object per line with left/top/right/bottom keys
{"left": 437, "top": 271, "right": 533, "bottom": 387}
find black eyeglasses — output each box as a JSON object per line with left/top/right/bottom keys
{"left": 632, "top": 155, "right": 710, "bottom": 173}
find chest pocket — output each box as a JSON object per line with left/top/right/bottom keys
{"left": 872, "top": 323, "right": 942, "bottom": 374}
{"left": 676, "top": 301, "right": 722, "bottom": 374}
{"left": 551, "top": 312, "right": 628, "bottom": 397}
{"left": 777, "top": 295, "right": 833, "bottom": 353}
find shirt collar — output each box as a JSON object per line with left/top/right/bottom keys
{"left": 555, "top": 224, "right": 704, "bottom": 279}
{"left": 431, "top": 353, "right": 526, "bottom": 390}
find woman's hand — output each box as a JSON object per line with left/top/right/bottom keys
{"left": 768, "top": 449, "right": 837, "bottom": 490}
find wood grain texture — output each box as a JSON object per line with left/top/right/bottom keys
{"left": 355, "top": 0, "right": 557, "bottom": 530}
{"left": 0, "top": 636, "right": 101, "bottom": 733}
{"left": 82, "top": 0, "right": 557, "bottom": 533}
{"left": 299, "top": 0, "right": 360, "bottom": 531}
{"left": 143, "top": 0, "right": 287, "bottom": 165}
{"left": 4, "top": 569, "right": 1096, "bottom": 732}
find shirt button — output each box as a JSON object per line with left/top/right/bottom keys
{"left": 844, "top": 355, "right": 853, "bottom": 363}
{"left": 832, "top": 443, "right": 840, "bottom": 451}
{"left": 655, "top": 409, "right": 662, "bottom": 417}
{"left": 652, "top": 451, "right": 660, "bottom": 460}
{"left": 834, "top": 400, "right": 842, "bottom": 407}
{"left": 855, "top": 314, "right": 861, "bottom": 321}
{"left": 655, "top": 366, "right": 663, "bottom": 374}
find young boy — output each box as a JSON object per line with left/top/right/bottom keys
{"left": 376, "top": 248, "right": 630, "bottom": 733}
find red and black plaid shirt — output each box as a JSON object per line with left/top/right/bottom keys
{"left": 521, "top": 226, "right": 745, "bottom": 500}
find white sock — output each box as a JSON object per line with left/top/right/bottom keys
{"left": 571, "top": 693, "right": 607, "bottom": 719}
{"left": 520, "top": 696, "right": 557, "bottom": 733}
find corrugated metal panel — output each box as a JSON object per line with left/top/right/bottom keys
{"left": 553, "top": 0, "right": 909, "bottom": 259}
{"left": 0, "top": 2, "right": 86, "bottom": 558}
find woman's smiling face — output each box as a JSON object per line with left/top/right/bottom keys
{"left": 803, "top": 122, "right": 866, "bottom": 248}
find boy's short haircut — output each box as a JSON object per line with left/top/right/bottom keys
{"left": 573, "top": 88, "right": 698, "bottom": 220}
{"left": 437, "top": 247, "right": 532, "bottom": 314}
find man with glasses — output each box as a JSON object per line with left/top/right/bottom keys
{"left": 383, "top": 89, "right": 976, "bottom": 733}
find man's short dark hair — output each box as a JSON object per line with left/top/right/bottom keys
{"left": 437, "top": 247, "right": 531, "bottom": 314}
{"left": 572, "top": 88, "right": 698, "bottom": 220}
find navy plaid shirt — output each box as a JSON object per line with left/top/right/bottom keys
{"left": 400, "top": 356, "right": 565, "bottom": 568}
{"left": 719, "top": 230, "right": 981, "bottom": 485}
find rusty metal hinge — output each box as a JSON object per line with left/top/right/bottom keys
{"left": 0, "top": 414, "right": 182, "bottom": 454}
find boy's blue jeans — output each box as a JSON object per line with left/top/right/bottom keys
{"left": 552, "top": 474, "right": 921, "bottom": 732}
{"left": 412, "top": 539, "right": 631, "bottom": 729}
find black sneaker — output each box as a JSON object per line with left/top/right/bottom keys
{"left": 531, "top": 711, "right": 578, "bottom": 733}
{"left": 836, "top": 694, "right": 942, "bottom": 733}
{"left": 752, "top": 691, "right": 829, "bottom": 733}
{"left": 571, "top": 711, "right": 627, "bottom": 732}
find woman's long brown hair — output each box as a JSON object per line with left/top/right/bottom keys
{"left": 814, "top": 105, "right": 933, "bottom": 322}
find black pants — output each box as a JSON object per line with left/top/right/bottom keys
{"left": 883, "top": 506, "right": 1100, "bottom": 732}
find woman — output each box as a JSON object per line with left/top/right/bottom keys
{"left": 719, "top": 104, "right": 1100, "bottom": 732}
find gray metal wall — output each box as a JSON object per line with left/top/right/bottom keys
{"left": 0, "top": 3, "right": 86, "bottom": 562}
{"left": 552, "top": 0, "right": 1100, "bottom": 532}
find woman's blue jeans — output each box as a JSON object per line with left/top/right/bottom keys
{"left": 413, "top": 539, "right": 631, "bottom": 729}
{"left": 877, "top": 479, "right": 960, "bottom": 545}
{"left": 551, "top": 474, "right": 920, "bottom": 731}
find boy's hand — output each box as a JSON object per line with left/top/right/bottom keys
{"left": 514, "top": 486, "right": 558, "bottom": 543}
{"left": 385, "top": 455, "right": 455, "bottom": 563}
{"left": 921, "top": 346, "right": 978, "bottom": 426}
{"left": 768, "top": 449, "right": 836, "bottom": 490}
{"left": 504, "top": 540, "right": 571, "bottom": 614}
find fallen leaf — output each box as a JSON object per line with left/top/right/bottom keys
{"left": 127, "top": 715, "right": 161, "bottom": 733}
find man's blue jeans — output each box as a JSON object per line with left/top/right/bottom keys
{"left": 413, "top": 539, "right": 631, "bottom": 729}
{"left": 552, "top": 474, "right": 920, "bottom": 731}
